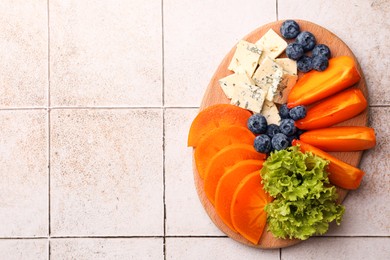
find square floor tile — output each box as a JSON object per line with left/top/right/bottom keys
{"left": 165, "top": 109, "right": 223, "bottom": 235}
{"left": 50, "top": 109, "right": 163, "bottom": 236}
{"left": 326, "top": 107, "right": 390, "bottom": 236}
{"left": 281, "top": 237, "right": 390, "bottom": 260}
{"left": 0, "top": 110, "right": 48, "bottom": 237}
{"left": 0, "top": 239, "right": 48, "bottom": 260}
{"left": 50, "top": 238, "right": 163, "bottom": 260}
{"left": 0, "top": 1, "right": 48, "bottom": 108}
{"left": 49, "top": 0, "right": 162, "bottom": 107}
{"left": 164, "top": 0, "right": 276, "bottom": 107}
{"left": 278, "top": 0, "right": 390, "bottom": 105}
{"left": 166, "top": 237, "right": 279, "bottom": 260}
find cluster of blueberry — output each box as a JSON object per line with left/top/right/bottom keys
{"left": 248, "top": 105, "right": 306, "bottom": 154}
{"left": 280, "top": 20, "right": 331, "bottom": 73}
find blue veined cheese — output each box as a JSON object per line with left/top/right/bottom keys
{"left": 256, "top": 29, "right": 288, "bottom": 65}
{"left": 273, "top": 73, "right": 298, "bottom": 104}
{"left": 252, "top": 56, "right": 283, "bottom": 102}
{"left": 218, "top": 72, "right": 255, "bottom": 99}
{"left": 230, "top": 83, "right": 266, "bottom": 113}
{"left": 228, "top": 40, "right": 263, "bottom": 77}
{"left": 261, "top": 100, "right": 281, "bottom": 125}
{"left": 275, "top": 58, "right": 297, "bottom": 75}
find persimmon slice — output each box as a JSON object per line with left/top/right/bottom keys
{"left": 204, "top": 143, "right": 266, "bottom": 205}
{"left": 195, "top": 126, "right": 256, "bottom": 179}
{"left": 215, "top": 160, "right": 264, "bottom": 232}
{"left": 231, "top": 171, "right": 273, "bottom": 245}
{"left": 188, "top": 104, "right": 252, "bottom": 147}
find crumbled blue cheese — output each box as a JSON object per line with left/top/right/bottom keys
{"left": 275, "top": 58, "right": 298, "bottom": 75}
{"left": 228, "top": 40, "right": 263, "bottom": 77}
{"left": 256, "top": 29, "right": 288, "bottom": 65}
{"left": 261, "top": 100, "right": 281, "bottom": 125}
{"left": 230, "top": 83, "right": 266, "bottom": 113}
{"left": 218, "top": 72, "right": 255, "bottom": 99}
{"left": 252, "top": 57, "right": 283, "bottom": 102}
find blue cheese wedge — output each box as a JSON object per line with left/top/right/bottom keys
{"left": 252, "top": 56, "right": 283, "bottom": 102}
{"left": 261, "top": 100, "right": 281, "bottom": 125}
{"left": 230, "top": 83, "right": 266, "bottom": 113}
{"left": 275, "top": 58, "right": 298, "bottom": 75}
{"left": 228, "top": 40, "right": 263, "bottom": 77}
{"left": 218, "top": 72, "right": 255, "bottom": 99}
{"left": 273, "top": 73, "right": 298, "bottom": 104}
{"left": 256, "top": 29, "right": 288, "bottom": 64}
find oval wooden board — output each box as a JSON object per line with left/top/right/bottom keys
{"left": 192, "top": 20, "right": 368, "bottom": 249}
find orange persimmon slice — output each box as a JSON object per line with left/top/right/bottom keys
{"left": 215, "top": 159, "right": 264, "bottom": 232}
{"left": 231, "top": 171, "right": 273, "bottom": 245}
{"left": 188, "top": 104, "right": 252, "bottom": 147}
{"left": 204, "top": 143, "right": 266, "bottom": 205}
{"left": 195, "top": 126, "right": 256, "bottom": 179}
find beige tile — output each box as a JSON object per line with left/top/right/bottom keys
{"left": 166, "top": 237, "right": 279, "bottom": 260}
{"left": 281, "top": 237, "right": 390, "bottom": 260}
{"left": 326, "top": 107, "right": 390, "bottom": 236}
{"left": 49, "top": 0, "right": 162, "bottom": 107}
{"left": 50, "top": 238, "right": 163, "bottom": 260}
{"left": 278, "top": 0, "right": 390, "bottom": 105}
{"left": 0, "top": 110, "right": 48, "bottom": 237}
{"left": 0, "top": 1, "right": 48, "bottom": 108}
{"left": 164, "top": 0, "right": 277, "bottom": 107}
{"left": 165, "top": 109, "right": 223, "bottom": 235}
{"left": 0, "top": 239, "right": 48, "bottom": 260}
{"left": 50, "top": 109, "right": 163, "bottom": 236}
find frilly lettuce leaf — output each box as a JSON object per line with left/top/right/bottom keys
{"left": 260, "top": 146, "right": 345, "bottom": 240}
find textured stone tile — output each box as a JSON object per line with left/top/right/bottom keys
{"left": 50, "top": 109, "right": 163, "bottom": 236}
{"left": 0, "top": 239, "right": 48, "bottom": 260}
{"left": 281, "top": 237, "right": 390, "bottom": 260}
{"left": 0, "top": 110, "right": 48, "bottom": 237}
{"left": 166, "top": 237, "right": 279, "bottom": 260}
{"left": 0, "top": 1, "right": 48, "bottom": 108}
{"left": 164, "top": 0, "right": 277, "bottom": 107}
{"left": 49, "top": 0, "right": 162, "bottom": 107}
{"left": 165, "top": 109, "right": 223, "bottom": 235}
{"left": 278, "top": 0, "right": 390, "bottom": 105}
{"left": 326, "top": 107, "right": 390, "bottom": 236}
{"left": 50, "top": 238, "right": 163, "bottom": 260}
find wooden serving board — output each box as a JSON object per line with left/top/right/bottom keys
{"left": 192, "top": 20, "right": 368, "bottom": 249}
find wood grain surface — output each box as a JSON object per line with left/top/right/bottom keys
{"left": 192, "top": 20, "right": 368, "bottom": 249}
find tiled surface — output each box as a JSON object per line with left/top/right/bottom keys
{"left": 50, "top": 109, "right": 163, "bottom": 236}
{"left": 166, "top": 238, "right": 279, "bottom": 259}
{"left": 0, "top": 0, "right": 389, "bottom": 259}
{"left": 0, "top": 239, "right": 48, "bottom": 260}
{"left": 50, "top": 238, "right": 163, "bottom": 259}
{"left": 0, "top": 1, "right": 48, "bottom": 108}
{"left": 49, "top": 0, "right": 162, "bottom": 107}
{"left": 0, "top": 110, "right": 48, "bottom": 237}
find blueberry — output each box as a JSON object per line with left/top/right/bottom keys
{"left": 266, "top": 124, "right": 280, "bottom": 138}
{"left": 312, "top": 44, "right": 331, "bottom": 59}
{"left": 271, "top": 133, "right": 289, "bottom": 151}
{"left": 296, "top": 31, "right": 316, "bottom": 51}
{"left": 279, "top": 118, "right": 297, "bottom": 136}
{"left": 296, "top": 55, "right": 313, "bottom": 73}
{"left": 286, "top": 134, "right": 298, "bottom": 146}
{"left": 254, "top": 135, "right": 272, "bottom": 154}
{"left": 289, "top": 105, "right": 307, "bottom": 120}
{"left": 280, "top": 20, "right": 300, "bottom": 39}
{"left": 312, "top": 55, "right": 329, "bottom": 71}
{"left": 286, "top": 43, "right": 304, "bottom": 60}
{"left": 296, "top": 128, "right": 305, "bottom": 137}
{"left": 247, "top": 114, "right": 267, "bottom": 134}
{"left": 279, "top": 104, "right": 290, "bottom": 119}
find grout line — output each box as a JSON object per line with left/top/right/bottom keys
{"left": 279, "top": 248, "right": 282, "bottom": 260}
{"left": 276, "top": 0, "right": 279, "bottom": 21}
{"left": 161, "top": 1, "right": 166, "bottom": 259}
{"left": 47, "top": 0, "right": 51, "bottom": 239}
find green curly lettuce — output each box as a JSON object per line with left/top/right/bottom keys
{"left": 260, "top": 146, "right": 345, "bottom": 240}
